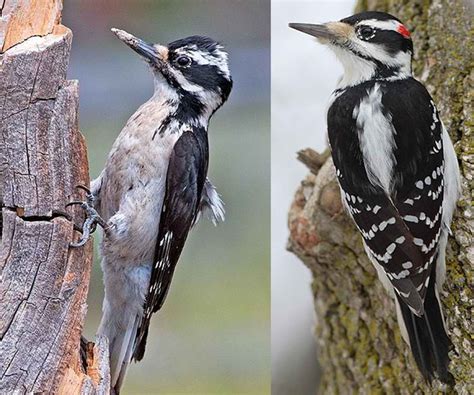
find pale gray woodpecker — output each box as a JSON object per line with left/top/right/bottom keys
{"left": 68, "top": 29, "right": 232, "bottom": 392}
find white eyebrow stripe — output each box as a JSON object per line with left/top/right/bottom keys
{"left": 175, "top": 47, "right": 230, "bottom": 78}
{"left": 358, "top": 19, "right": 403, "bottom": 32}
{"left": 195, "top": 50, "right": 230, "bottom": 77}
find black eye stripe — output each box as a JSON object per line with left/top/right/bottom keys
{"left": 366, "top": 29, "right": 413, "bottom": 54}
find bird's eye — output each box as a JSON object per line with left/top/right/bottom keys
{"left": 176, "top": 56, "right": 191, "bottom": 67}
{"left": 357, "top": 26, "right": 375, "bottom": 40}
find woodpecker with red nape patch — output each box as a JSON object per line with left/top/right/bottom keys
{"left": 68, "top": 29, "right": 232, "bottom": 392}
{"left": 290, "top": 11, "right": 460, "bottom": 383}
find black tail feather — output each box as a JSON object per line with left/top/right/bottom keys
{"left": 396, "top": 268, "right": 453, "bottom": 384}
{"left": 407, "top": 311, "right": 432, "bottom": 380}
{"left": 132, "top": 323, "right": 149, "bottom": 362}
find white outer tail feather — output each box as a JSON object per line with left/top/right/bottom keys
{"left": 98, "top": 300, "right": 141, "bottom": 393}
{"left": 395, "top": 297, "right": 410, "bottom": 344}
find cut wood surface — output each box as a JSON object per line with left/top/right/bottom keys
{"left": 288, "top": 0, "right": 473, "bottom": 393}
{"left": 0, "top": 1, "right": 109, "bottom": 393}
{"left": 0, "top": 0, "right": 62, "bottom": 52}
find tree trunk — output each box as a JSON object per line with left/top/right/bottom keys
{"left": 0, "top": 1, "right": 109, "bottom": 393}
{"left": 287, "top": 0, "right": 473, "bottom": 393}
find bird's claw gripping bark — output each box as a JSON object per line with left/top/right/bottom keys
{"left": 67, "top": 185, "right": 107, "bottom": 248}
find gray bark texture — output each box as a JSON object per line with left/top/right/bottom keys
{"left": 287, "top": 0, "right": 473, "bottom": 393}
{"left": 0, "top": 1, "right": 110, "bottom": 393}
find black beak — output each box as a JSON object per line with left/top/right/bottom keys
{"left": 289, "top": 23, "right": 337, "bottom": 41}
{"left": 111, "top": 28, "right": 162, "bottom": 62}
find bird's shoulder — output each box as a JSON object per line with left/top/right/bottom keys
{"left": 379, "top": 77, "right": 435, "bottom": 120}
{"left": 116, "top": 97, "right": 177, "bottom": 140}
{"left": 329, "top": 77, "right": 432, "bottom": 114}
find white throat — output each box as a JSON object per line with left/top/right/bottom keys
{"left": 153, "top": 73, "right": 179, "bottom": 102}
{"left": 331, "top": 45, "right": 412, "bottom": 89}
{"left": 331, "top": 45, "right": 376, "bottom": 88}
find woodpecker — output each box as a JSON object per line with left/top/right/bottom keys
{"left": 68, "top": 29, "right": 232, "bottom": 392}
{"left": 290, "top": 11, "right": 460, "bottom": 383}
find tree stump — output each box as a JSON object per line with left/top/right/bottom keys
{"left": 0, "top": 1, "right": 109, "bottom": 393}
{"left": 288, "top": 0, "right": 473, "bottom": 393}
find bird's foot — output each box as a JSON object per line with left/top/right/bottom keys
{"left": 67, "top": 185, "right": 107, "bottom": 248}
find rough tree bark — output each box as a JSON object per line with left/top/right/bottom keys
{"left": 288, "top": 0, "right": 473, "bottom": 393}
{"left": 0, "top": 1, "right": 109, "bottom": 393}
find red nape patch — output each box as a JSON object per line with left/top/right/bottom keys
{"left": 397, "top": 24, "right": 411, "bottom": 38}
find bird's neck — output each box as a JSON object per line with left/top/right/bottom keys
{"left": 153, "top": 76, "right": 221, "bottom": 129}
{"left": 147, "top": 93, "right": 210, "bottom": 140}
{"left": 333, "top": 47, "right": 412, "bottom": 89}
{"left": 176, "top": 92, "right": 216, "bottom": 129}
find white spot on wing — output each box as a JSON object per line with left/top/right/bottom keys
{"left": 398, "top": 289, "right": 410, "bottom": 298}
{"left": 403, "top": 215, "right": 418, "bottom": 223}
{"left": 386, "top": 243, "right": 396, "bottom": 255}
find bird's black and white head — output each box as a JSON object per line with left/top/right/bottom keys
{"left": 290, "top": 12, "right": 413, "bottom": 87}
{"left": 112, "top": 28, "right": 232, "bottom": 121}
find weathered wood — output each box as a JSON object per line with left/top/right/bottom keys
{"left": 0, "top": 211, "right": 92, "bottom": 392}
{"left": 0, "top": 0, "right": 62, "bottom": 52}
{"left": 0, "top": 1, "right": 109, "bottom": 393}
{"left": 58, "top": 336, "right": 111, "bottom": 394}
{"left": 288, "top": 0, "right": 473, "bottom": 393}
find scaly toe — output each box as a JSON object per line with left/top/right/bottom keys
{"left": 67, "top": 198, "right": 106, "bottom": 248}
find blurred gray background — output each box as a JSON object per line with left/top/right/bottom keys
{"left": 64, "top": 1, "right": 270, "bottom": 393}
{"left": 271, "top": 1, "right": 352, "bottom": 394}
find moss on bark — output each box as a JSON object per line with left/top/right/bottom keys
{"left": 288, "top": 1, "right": 473, "bottom": 393}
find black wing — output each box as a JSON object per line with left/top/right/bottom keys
{"left": 133, "top": 128, "right": 208, "bottom": 361}
{"left": 329, "top": 78, "right": 444, "bottom": 315}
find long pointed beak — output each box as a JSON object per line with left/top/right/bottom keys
{"left": 289, "top": 23, "right": 335, "bottom": 40}
{"left": 289, "top": 22, "right": 351, "bottom": 43}
{"left": 111, "top": 28, "right": 164, "bottom": 62}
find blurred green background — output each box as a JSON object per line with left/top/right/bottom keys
{"left": 63, "top": 1, "right": 270, "bottom": 394}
